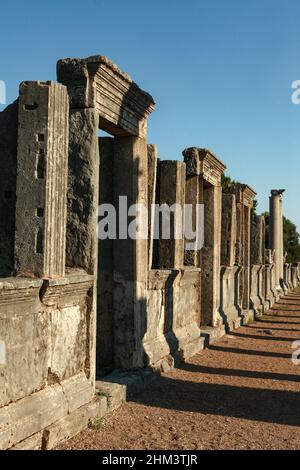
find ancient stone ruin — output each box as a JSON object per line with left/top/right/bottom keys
{"left": 0, "top": 55, "right": 299, "bottom": 449}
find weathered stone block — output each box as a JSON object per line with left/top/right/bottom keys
{"left": 0, "top": 101, "right": 18, "bottom": 277}
{"left": 66, "top": 108, "right": 99, "bottom": 274}
{"left": 157, "top": 161, "right": 186, "bottom": 269}
{"left": 221, "top": 194, "right": 236, "bottom": 266}
{"left": 15, "top": 81, "right": 69, "bottom": 278}
{"left": 57, "top": 55, "right": 155, "bottom": 138}
{"left": 95, "top": 381, "right": 126, "bottom": 412}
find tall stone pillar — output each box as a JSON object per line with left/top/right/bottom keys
{"left": 219, "top": 193, "right": 242, "bottom": 329}
{"left": 113, "top": 136, "right": 149, "bottom": 369}
{"left": 157, "top": 160, "right": 186, "bottom": 269}
{"left": 15, "top": 81, "right": 69, "bottom": 278}
{"left": 269, "top": 189, "right": 285, "bottom": 289}
{"left": 184, "top": 159, "right": 202, "bottom": 267}
{"left": 58, "top": 55, "right": 155, "bottom": 376}
{"left": 250, "top": 214, "right": 266, "bottom": 315}
{"left": 147, "top": 144, "right": 158, "bottom": 270}
{"left": 183, "top": 147, "right": 226, "bottom": 327}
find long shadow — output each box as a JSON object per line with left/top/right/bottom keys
{"left": 272, "top": 304, "right": 300, "bottom": 308}
{"left": 133, "top": 377, "right": 300, "bottom": 427}
{"left": 229, "top": 331, "right": 297, "bottom": 342}
{"left": 208, "top": 344, "right": 291, "bottom": 359}
{"left": 248, "top": 325, "right": 300, "bottom": 333}
{"left": 178, "top": 363, "right": 300, "bottom": 383}
{"left": 257, "top": 319, "right": 300, "bottom": 326}
{"left": 265, "top": 314, "right": 300, "bottom": 319}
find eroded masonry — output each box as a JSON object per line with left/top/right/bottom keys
{"left": 0, "top": 56, "right": 299, "bottom": 450}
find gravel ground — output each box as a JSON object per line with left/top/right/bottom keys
{"left": 57, "top": 289, "right": 300, "bottom": 450}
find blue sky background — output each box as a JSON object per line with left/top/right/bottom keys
{"left": 1, "top": 0, "right": 300, "bottom": 229}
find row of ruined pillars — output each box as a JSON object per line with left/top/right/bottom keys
{"left": 96, "top": 135, "right": 266, "bottom": 375}
{"left": 0, "top": 69, "right": 290, "bottom": 382}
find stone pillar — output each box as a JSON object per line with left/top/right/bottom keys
{"left": 269, "top": 189, "right": 285, "bottom": 289}
{"left": 264, "top": 249, "right": 276, "bottom": 307}
{"left": 250, "top": 214, "right": 265, "bottom": 315}
{"left": 183, "top": 147, "right": 226, "bottom": 327}
{"left": 97, "top": 137, "right": 114, "bottom": 376}
{"left": 157, "top": 160, "right": 186, "bottom": 269}
{"left": 0, "top": 100, "right": 18, "bottom": 277}
{"left": 221, "top": 194, "right": 236, "bottom": 266}
{"left": 184, "top": 159, "right": 202, "bottom": 267}
{"left": 113, "top": 136, "right": 148, "bottom": 369}
{"left": 58, "top": 55, "right": 155, "bottom": 377}
{"left": 66, "top": 108, "right": 99, "bottom": 386}
{"left": 219, "top": 193, "right": 241, "bottom": 329}
{"left": 231, "top": 183, "right": 257, "bottom": 318}
{"left": 15, "top": 81, "right": 69, "bottom": 278}
{"left": 147, "top": 144, "right": 158, "bottom": 269}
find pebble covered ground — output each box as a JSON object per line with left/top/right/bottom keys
{"left": 58, "top": 289, "right": 300, "bottom": 450}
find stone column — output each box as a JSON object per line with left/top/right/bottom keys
{"left": 183, "top": 147, "right": 226, "bottom": 327}
{"left": 147, "top": 144, "right": 158, "bottom": 270}
{"left": 157, "top": 160, "right": 186, "bottom": 269}
{"left": 184, "top": 159, "right": 202, "bottom": 267}
{"left": 219, "top": 193, "right": 242, "bottom": 329}
{"left": 58, "top": 55, "right": 155, "bottom": 377}
{"left": 221, "top": 194, "right": 237, "bottom": 267}
{"left": 0, "top": 100, "right": 18, "bottom": 277}
{"left": 269, "top": 189, "right": 285, "bottom": 289}
{"left": 97, "top": 137, "right": 114, "bottom": 376}
{"left": 15, "top": 81, "right": 69, "bottom": 278}
{"left": 250, "top": 214, "right": 265, "bottom": 315}
{"left": 113, "top": 136, "right": 149, "bottom": 369}
{"left": 231, "top": 183, "right": 257, "bottom": 317}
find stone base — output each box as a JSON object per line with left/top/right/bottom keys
{"left": 241, "top": 309, "right": 255, "bottom": 324}
{"left": 201, "top": 325, "right": 226, "bottom": 347}
{"left": 97, "top": 368, "right": 160, "bottom": 401}
{"left": 225, "top": 316, "right": 242, "bottom": 331}
{"left": 1, "top": 373, "right": 106, "bottom": 450}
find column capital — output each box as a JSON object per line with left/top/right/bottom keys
{"left": 182, "top": 147, "right": 226, "bottom": 186}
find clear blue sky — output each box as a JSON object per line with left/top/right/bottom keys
{"left": 1, "top": 0, "right": 300, "bottom": 229}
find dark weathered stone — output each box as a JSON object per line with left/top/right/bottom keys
{"left": 0, "top": 101, "right": 18, "bottom": 277}
{"left": 66, "top": 109, "right": 99, "bottom": 274}
{"left": 57, "top": 55, "right": 155, "bottom": 138}
{"left": 157, "top": 160, "right": 185, "bottom": 269}
{"left": 97, "top": 137, "right": 114, "bottom": 376}
{"left": 221, "top": 194, "right": 236, "bottom": 267}
{"left": 15, "top": 81, "right": 69, "bottom": 278}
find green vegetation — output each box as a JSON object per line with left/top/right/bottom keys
{"left": 222, "top": 172, "right": 300, "bottom": 262}
{"left": 88, "top": 418, "right": 103, "bottom": 430}
{"left": 264, "top": 212, "right": 300, "bottom": 262}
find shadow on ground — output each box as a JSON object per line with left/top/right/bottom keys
{"left": 132, "top": 376, "right": 300, "bottom": 427}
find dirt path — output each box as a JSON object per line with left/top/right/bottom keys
{"left": 58, "top": 289, "right": 300, "bottom": 450}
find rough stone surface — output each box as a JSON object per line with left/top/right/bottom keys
{"left": 147, "top": 144, "right": 158, "bottom": 269}
{"left": 157, "top": 161, "right": 186, "bottom": 269}
{"left": 95, "top": 381, "right": 126, "bottom": 412}
{"left": 66, "top": 108, "right": 99, "bottom": 274}
{"left": 0, "top": 101, "right": 18, "bottom": 277}
{"left": 97, "top": 137, "right": 114, "bottom": 376}
{"left": 221, "top": 194, "right": 236, "bottom": 267}
{"left": 15, "top": 81, "right": 69, "bottom": 278}
{"left": 113, "top": 136, "right": 148, "bottom": 370}
{"left": 57, "top": 55, "right": 155, "bottom": 138}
